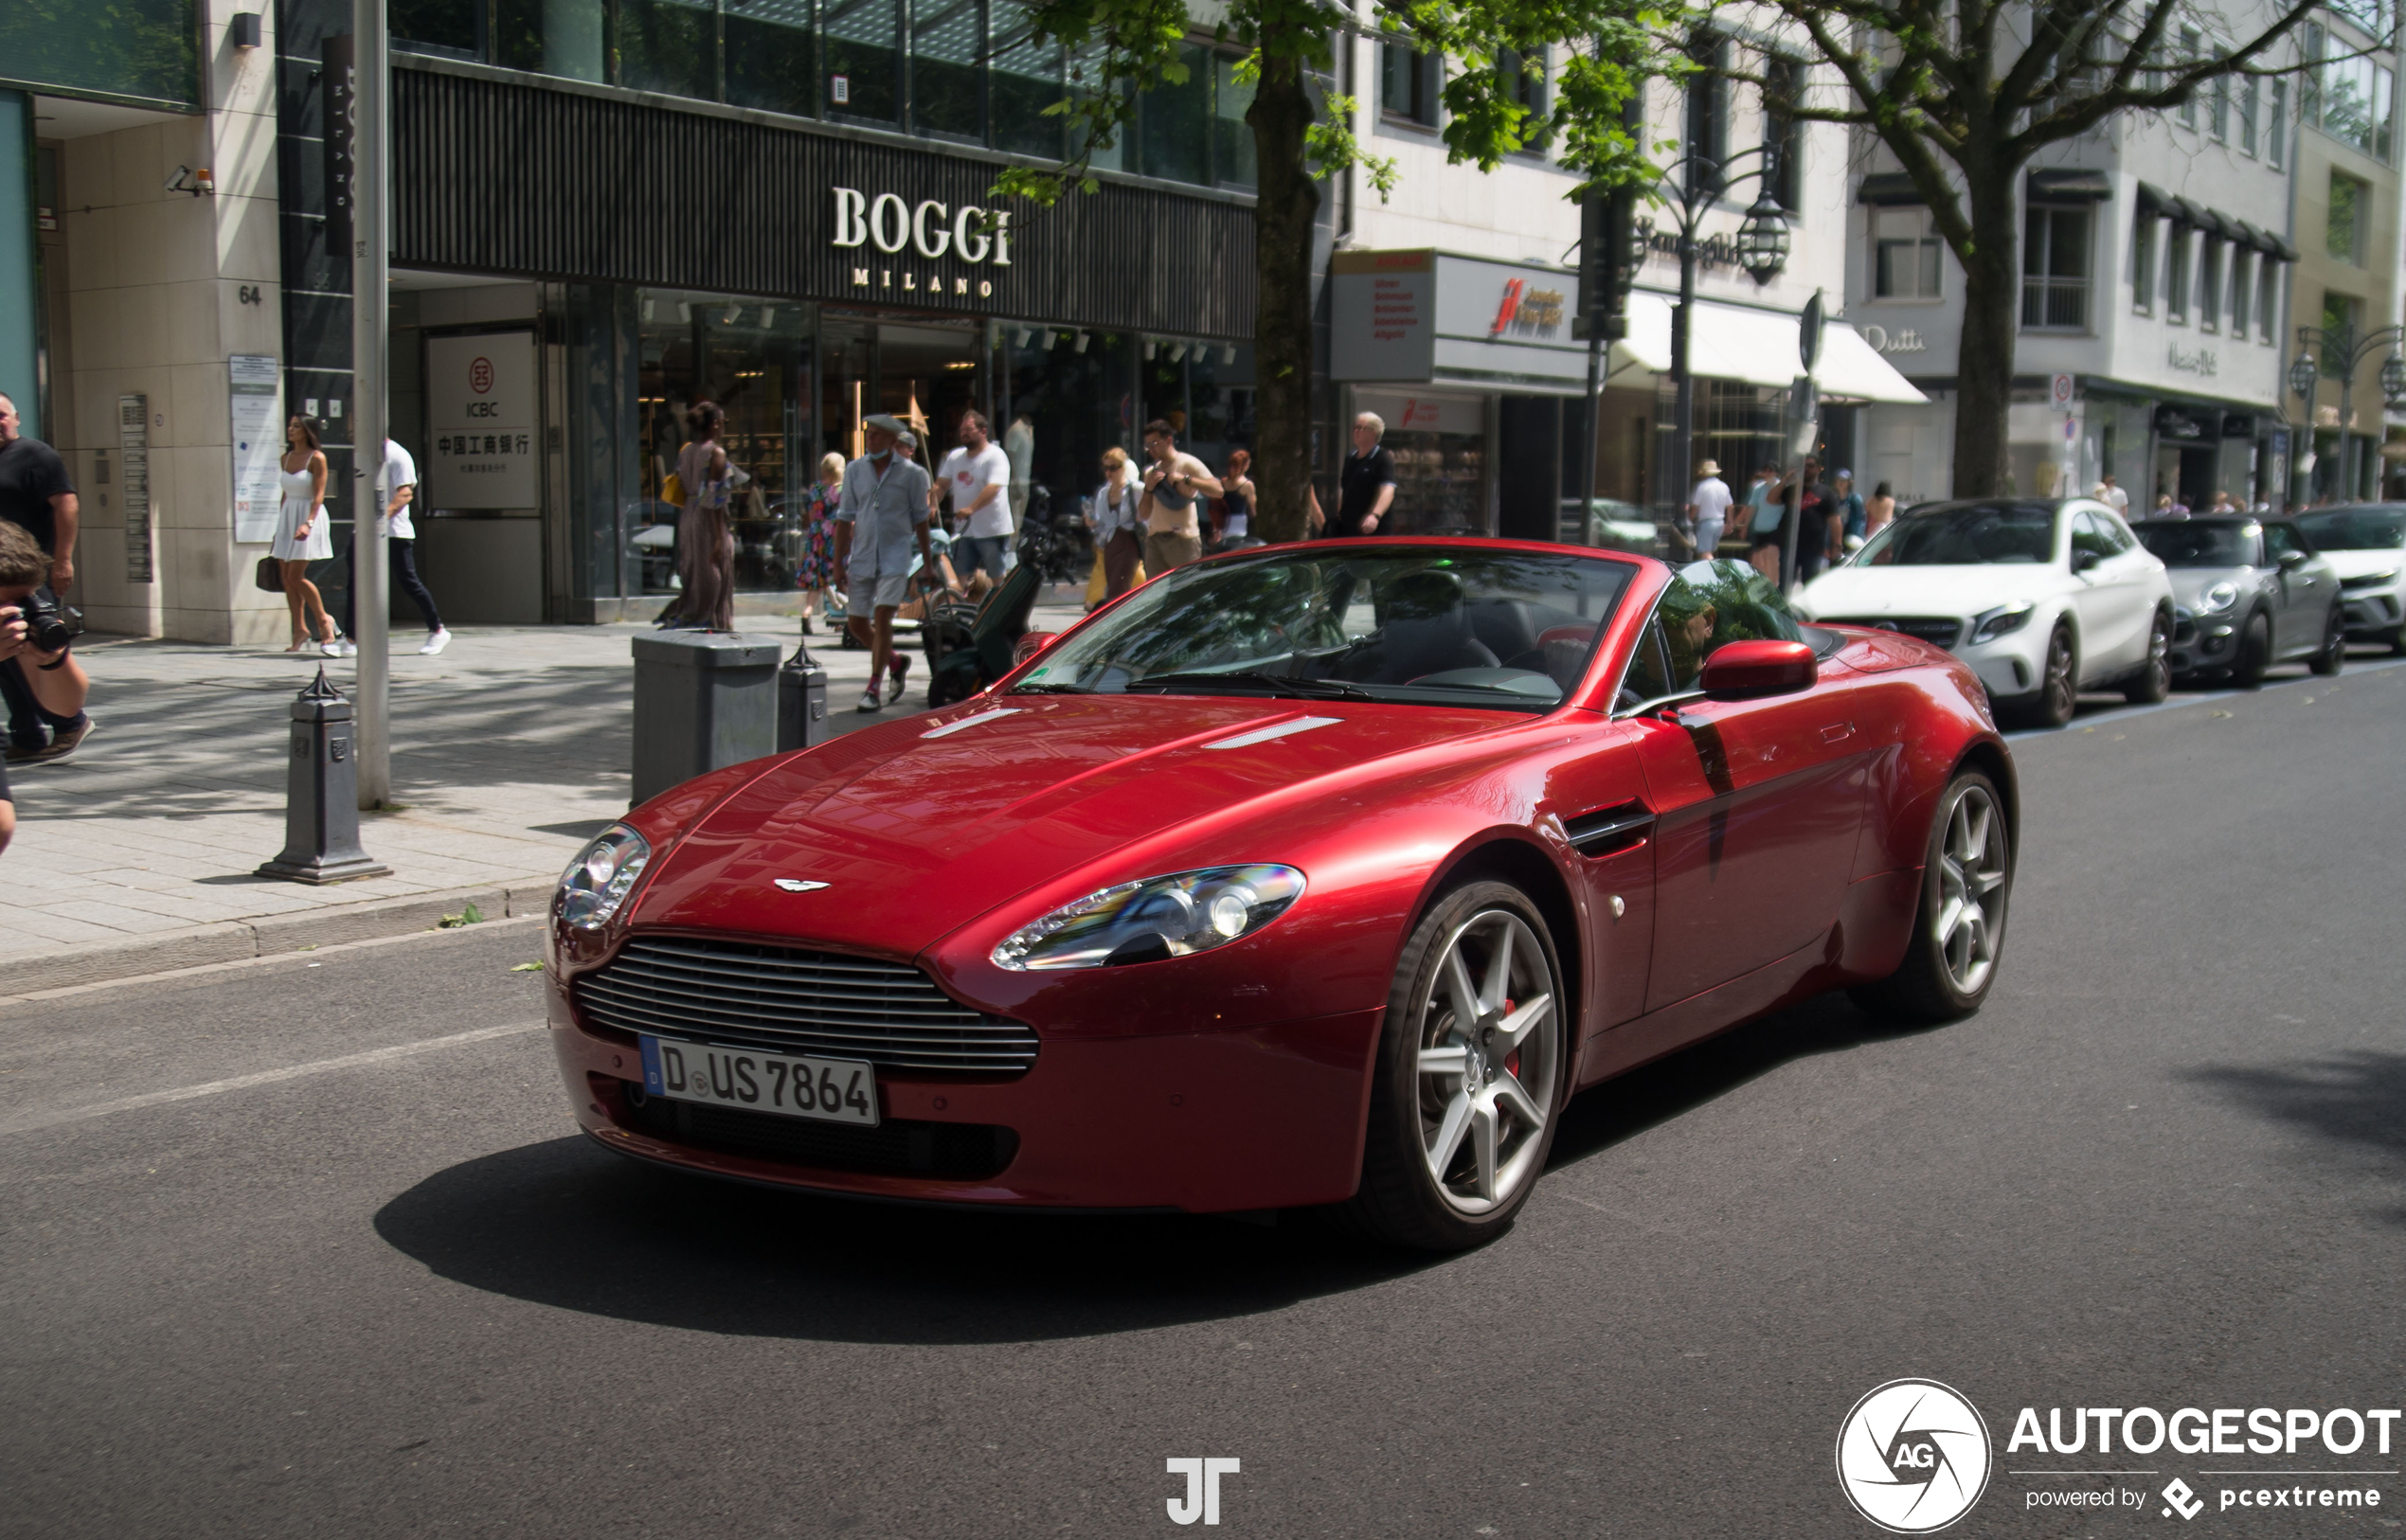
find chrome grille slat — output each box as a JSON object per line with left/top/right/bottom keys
{"left": 575, "top": 937, "right": 1038, "bottom": 1077}
{"left": 1828, "top": 616, "right": 1964, "bottom": 648}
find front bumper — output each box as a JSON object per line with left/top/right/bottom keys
{"left": 1956, "top": 629, "right": 2046, "bottom": 702}
{"left": 550, "top": 987, "right": 1386, "bottom": 1213}
{"left": 2168, "top": 607, "right": 2241, "bottom": 674}
{"left": 2340, "top": 585, "right": 2403, "bottom": 639}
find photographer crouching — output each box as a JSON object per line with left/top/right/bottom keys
{"left": 0, "top": 522, "right": 90, "bottom": 855}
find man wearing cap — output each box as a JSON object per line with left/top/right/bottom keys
{"left": 832, "top": 414, "right": 936, "bottom": 711}
{"left": 1686, "top": 458, "right": 1732, "bottom": 564}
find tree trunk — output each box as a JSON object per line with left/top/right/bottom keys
{"left": 1949, "top": 187, "right": 2021, "bottom": 500}
{"left": 1248, "top": 48, "right": 1319, "bottom": 542}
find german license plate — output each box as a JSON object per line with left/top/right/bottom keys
{"left": 639, "top": 1035, "right": 879, "bottom": 1126}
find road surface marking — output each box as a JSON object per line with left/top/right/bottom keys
{"left": 0, "top": 1022, "right": 545, "bottom": 1137}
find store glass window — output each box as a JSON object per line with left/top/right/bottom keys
{"left": 619, "top": 0, "right": 717, "bottom": 98}
{"left": 1216, "top": 54, "right": 1259, "bottom": 188}
{"left": 913, "top": 0, "right": 985, "bottom": 139}
{"left": 2129, "top": 210, "right": 2155, "bottom": 313}
{"left": 2328, "top": 170, "right": 2366, "bottom": 263}
{"left": 494, "top": 0, "right": 607, "bottom": 80}
{"left": 1382, "top": 42, "right": 1438, "bottom": 127}
{"left": 991, "top": 7, "right": 1064, "bottom": 157}
{"left": 1873, "top": 207, "right": 1942, "bottom": 299}
{"left": 1140, "top": 43, "right": 1213, "bottom": 184}
{"left": 825, "top": 0, "right": 903, "bottom": 123}
{"left": 0, "top": 0, "right": 198, "bottom": 104}
{"left": 2021, "top": 205, "right": 2090, "bottom": 331}
{"left": 1068, "top": 46, "right": 1129, "bottom": 171}
{"left": 394, "top": 0, "right": 483, "bottom": 57}
{"left": 727, "top": 0, "right": 818, "bottom": 114}
{"left": 1001, "top": 327, "right": 1140, "bottom": 527}
{"left": 1358, "top": 393, "right": 1488, "bottom": 533}
{"left": 635, "top": 294, "right": 817, "bottom": 597}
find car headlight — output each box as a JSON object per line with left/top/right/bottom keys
{"left": 2199, "top": 581, "right": 2241, "bottom": 614}
{"left": 554, "top": 825, "right": 652, "bottom": 931}
{"left": 1969, "top": 602, "right": 2035, "bottom": 643}
{"left": 993, "top": 864, "right": 1306, "bottom": 971}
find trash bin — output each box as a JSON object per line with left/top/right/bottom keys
{"left": 631, "top": 632, "right": 781, "bottom": 805}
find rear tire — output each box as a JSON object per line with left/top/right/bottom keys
{"left": 2310, "top": 607, "right": 2345, "bottom": 676}
{"left": 2231, "top": 612, "right": 2271, "bottom": 689}
{"left": 2123, "top": 612, "right": 2172, "bottom": 703}
{"left": 1850, "top": 769, "right": 2013, "bottom": 1024}
{"left": 1338, "top": 881, "right": 1569, "bottom": 1252}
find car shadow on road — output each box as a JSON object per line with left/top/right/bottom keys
{"left": 1547, "top": 990, "right": 1949, "bottom": 1168}
{"left": 372, "top": 1136, "right": 1439, "bottom": 1344}
{"left": 2184, "top": 1050, "right": 2406, "bottom": 1223}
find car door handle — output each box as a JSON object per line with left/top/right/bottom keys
{"left": 1563, "top": 802, "right": 1655, "bottom": 859}
{"left": 1821, "top": 722, "right": 1855, "bottom": 743}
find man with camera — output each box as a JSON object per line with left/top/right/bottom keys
{"left": 0, "top": 521, "right": 92, "bottom": 853}
{"left": 0, "top": 390, "right": 90, "bottom": 765}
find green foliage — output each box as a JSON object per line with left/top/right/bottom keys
{"left": 0, "top": 0, "right": 198, "bottom": 105}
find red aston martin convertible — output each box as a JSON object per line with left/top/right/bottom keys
{"left": 546, "top": 543, "right": 2016, "bottom": 1250}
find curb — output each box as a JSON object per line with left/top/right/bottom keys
{"left": 0, "top": 878, "right": 563, "bottom": 996}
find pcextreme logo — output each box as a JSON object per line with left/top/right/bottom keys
{"left": 1838, "top": 1379, "right": 1996, "bottom": 1533}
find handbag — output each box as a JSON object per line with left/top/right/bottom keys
{"left": 662, "top": 471, "right": 687, "bottom": 508}
{"left": 254, "top": 556, "right": 284, "bottom": 593}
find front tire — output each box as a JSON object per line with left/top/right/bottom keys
{"left": 2123, "top": 611, "right": 2172, "bottom": 703}
{"left": 2310, "top": 607, "right": 2345, "bottom": 676}
{"left": 1340, "top": 881, "right": 1569, "bottom": 1252}
{"left": 1850, "top": 769, "right": 2013, "bottom": 1024}
{"left": 2007, "top": 624, "right": 2077, "bottom": 728}
{"left": 2231, "top": 612, "right": 2271, "bottom": 688}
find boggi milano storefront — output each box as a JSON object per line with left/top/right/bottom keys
{"left": 384, "top": 58, "right": 1256, "bottom": 621}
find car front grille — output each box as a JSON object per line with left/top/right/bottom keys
{"left": 1826, "top": 616, "right": 1964, "bottom": 648}
{"left": 2340, "top": 571, "right": 2398, "bottom": 592}
{"left": 622, "top": 1088, "right": 1018, "bottom": 1179}
{"left": 575, "top": 936, "right": 1039, "bottom": 1077}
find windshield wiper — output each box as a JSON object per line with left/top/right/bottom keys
{"left": 1005, "top": 682, "right": 1094, "bottom": 694}
{"left": 1129, "top": 671, "right": 1375, "bottom": 700}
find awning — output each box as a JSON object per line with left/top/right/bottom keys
{"left": 1611, "top": 295, "right": 1926, "bottom": 403}
{"left": 2027, "top": 169, "right": 2112, "bottom": 202}
{"left": 1856, "top": 172, "right": 1929, "bottom": 206}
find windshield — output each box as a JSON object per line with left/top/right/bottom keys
{"left": 1014, "top": 546, "right": 1637, "bottom": 711}
{"left": 2135, "top": 521, "right": 2257, "bottom": 567}
{"left": 1854, "top": 503, "right": 2059, "bottom": 565}
{"left": 2296, "top": 506, "right": 2406, "bottom": 550}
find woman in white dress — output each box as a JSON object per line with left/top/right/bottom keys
{"left": 273, "top": 414, "right": 338, "bottom": 652}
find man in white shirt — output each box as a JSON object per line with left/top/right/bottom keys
{"left": 332, "top": 438, "right": 451, "bottom": 657}
{"left": 1686, "top": 458, "right": 1733, "bottom": 563}
{"left": 936, "top": 410, "right": 1014, "bottom": 583}
{"left": 2095, "top": 472, "right": 2129, "bottom": 517}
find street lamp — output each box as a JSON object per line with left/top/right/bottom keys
{"left": 2291, "top": 322, "right": 2406, "bottom": 502}
{"left": 1643, "top": 146, "right": 1789, "bottom": 551}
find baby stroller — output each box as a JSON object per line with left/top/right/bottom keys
{"left": 923, "top": 560, "right": 1042, "bottom": 707}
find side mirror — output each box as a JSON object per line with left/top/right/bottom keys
{"left": 1012, "top": 631, "right": 1059, "bottom": 667}
{"left": 1699, "top": 639, "right": 1818, "bottom": 700}
{"left": 2071, "top": 547, "right": 2102, "bottom": 574}
{"left": 2276, "top": 548, "right": 2307, "bottom": 569}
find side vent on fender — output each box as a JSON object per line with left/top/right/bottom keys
{"left": 1563, "top": 801, "right": 1656, "bottom": 859}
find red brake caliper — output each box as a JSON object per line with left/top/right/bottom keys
{"left": 1502, "top": 998, "right": 1518, "bottom": 1078}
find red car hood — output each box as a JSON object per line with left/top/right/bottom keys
{"left": 627, "top": 693, "right": 1513, "bottom": 955}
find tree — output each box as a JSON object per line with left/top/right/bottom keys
{"left": 1743, "top": 0, "right": 2331, "bottom": 497}
{"left": 997, "top": 0, "right": 1671, "bottom": 539}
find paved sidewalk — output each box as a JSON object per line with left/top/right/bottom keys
{"left": 6, "top": 589, "right": 1087, "bottom": 993}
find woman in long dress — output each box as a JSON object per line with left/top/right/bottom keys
{"left": 672, "top": 401, "right": 734, "bottom": 631}
{"left": 796, "top": 451, "right": 843, "bottom": 634}
{"left": 272, "top": 414, "right": 338, "bottom": 652}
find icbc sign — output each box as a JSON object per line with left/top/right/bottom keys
{"left": 470, "top": 356, "right": 495, "bottom": 394}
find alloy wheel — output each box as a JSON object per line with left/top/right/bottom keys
{"left": 2042, "top": 630, "right": 2075, "bottom": 723}
{"left": 1933, "top": 784, "right": 2009, "bottom": 995}
{"left": 1411, "top": 909, "right": 1560, "bottom": 1215}
{"left": 2146, "top": 619, "right": 2169, "bottom": 691}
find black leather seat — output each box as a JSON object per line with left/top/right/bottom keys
{"left": 1376, "top": 571, "right": 1499, "bottom": 681}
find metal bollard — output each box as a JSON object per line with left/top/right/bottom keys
{"left": 257, "top": 668, "right": 392, "bottom": 884}
{"left": 631, "top": 632, "right": 781, "bottom": 805}
{"left": 776, "top": 637, "right": 831, "bottom": 754}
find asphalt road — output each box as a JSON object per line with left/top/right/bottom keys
{"left": 6, "top": 659, "right": 2404, "bottom": 1540}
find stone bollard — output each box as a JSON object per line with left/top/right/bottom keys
{"left": 258, "top": 668, "right": 392, "bottom": 884}
{"left": 776, "top": 636, "right": 831, "bottom": 754}
{"left": 631, "top": 632, "right": 781, "bottom": 805}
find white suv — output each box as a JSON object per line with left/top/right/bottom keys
{"left": 1798, "top": 498, "right": 2175, "bottom": 728}
{"left": 2293, "top": 504, "right": 2406, "bottom": 654}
